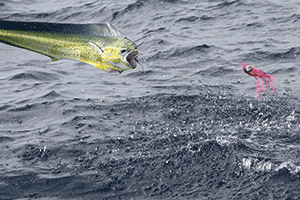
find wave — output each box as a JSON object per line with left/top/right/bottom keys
{"left": 208, "top": 0, "right": 244, "bottom": 10}
{"left": 269, "top": 47, "right": 300, "bottom": 60}
{"left": 0, "top": 2, "right": 106, "bottom": 23}
{"left": 1, "top": 90, "right": 300, "bottom": 199}
{"left": 243, "top": 47, "right": 300, "bottom": 61}
{"left": 0, "top": 104, "right": 12, "bottom": 111}
{"left": 143, "top": 27, "right": 167, "bottom": 35}
{"left": 4, "top": 135, "right": 300, "bottom": 199}
{"left": 112, "top": 0, "right": 145, "bottom": 21}
{"left": 193, "top": 66, "right": 235, "bottom": 77}
{"left": 111, "top": 0, "right": 199, "bottom": 21}
{"left": 272, "top": 67, "right": 298, "bottom": 75}
{"left": 9, "top": 71, "right": 59, "bottom": 81}
{"left": 0, "top": 136, "right": 14, "bottom": 143}
{"left": 175, "top": 15, "right": 213, "bottom": 23}
{"left": 39, "top": 90, "right": 61, "bottom": 99}
{"left": 170, "top": 44, "right": 211, "bottom": 57}
{"left": 8, "top": 103, "right": 41, "bottom": 112}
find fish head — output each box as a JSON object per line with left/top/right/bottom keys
{"left": 101, "top": 38, "right": 139, "bottom": 73}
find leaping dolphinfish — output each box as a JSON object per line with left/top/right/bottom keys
{"left": 0, "top": 20, "right": 140, "bottom": 73}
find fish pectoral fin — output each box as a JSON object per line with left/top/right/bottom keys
{"left": 88, "top": 42, "right": 104, "bottom": 54}
{"left": 49, "top": 56, "right": 61, "bottom": 62}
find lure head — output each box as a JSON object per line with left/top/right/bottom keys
{"left": 100, "top": 38, "right": 139, "bottom": 73}
{"left": 241, "top": 62, "right": 253, "bottom": 73}
{"left": 243, "top": 65, "right": 253, "bottom": 73}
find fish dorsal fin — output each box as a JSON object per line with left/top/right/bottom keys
{"left": 103, "top": 23, "right": 123, "bottom": 37}
{"left": 0, "top": 20, "right": 124, "bottom": 38}
{"left": 88, "top": 23, "right": 124, "bottom": 38}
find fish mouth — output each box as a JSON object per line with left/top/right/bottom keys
{"left": 107, "top": 50, "right": 139, "bottom": 73}
{"left": 126, "top": 50, "right": 139, "bottom": 69}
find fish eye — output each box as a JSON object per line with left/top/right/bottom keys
{"left": 120, "top": 49, "right": 127, "bottom": 53}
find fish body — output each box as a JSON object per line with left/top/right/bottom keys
{"left": 0, "top": 20, "right": 139, "bottom": 73}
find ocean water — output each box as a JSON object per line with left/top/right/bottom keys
{"left": 0, "top": 0, "right": 300, "bottom": 199}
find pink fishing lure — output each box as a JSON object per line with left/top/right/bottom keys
{"left": 241, "top": 62, "right": 275, "bottom": 99}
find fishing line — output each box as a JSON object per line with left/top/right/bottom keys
{"left": 135, "top": 58, "right": 145, "bottom": 73}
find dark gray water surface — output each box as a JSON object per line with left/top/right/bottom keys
{"left": 1, "top": 0, "right": 300, "bottom": 199}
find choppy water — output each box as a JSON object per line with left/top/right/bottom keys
{"left": 1, "top": 0, "right": 300, "bottom": 199}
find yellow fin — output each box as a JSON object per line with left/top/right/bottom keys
{"left": 88, "top": 42, "right": 104, "bottom": 54}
